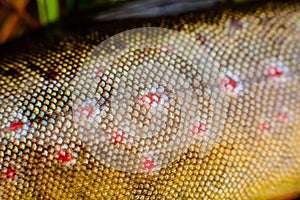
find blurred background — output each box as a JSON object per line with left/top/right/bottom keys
{"left": 0, "top": 0, "right": 251, "bottom": 45}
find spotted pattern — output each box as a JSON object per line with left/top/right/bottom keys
{"left": 1, "top": 1, "right": 300, "bottom": 199}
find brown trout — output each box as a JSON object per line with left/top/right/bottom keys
{"left": 1, "top": 1, "right": 300, "bottom": 199}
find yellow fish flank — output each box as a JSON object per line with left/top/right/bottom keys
{"left": 1, "top": 1, "right": 300, "bottom": 199}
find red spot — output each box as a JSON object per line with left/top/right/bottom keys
{"left": 95, "top": 68, "right": 105, "bottom": 77}
{"left": 230, "top": 19, "right": 243, "bottom": 31}
{"left": 6, "top": 121, "right": 24, "bottom": 131}
{"left": 268, "top": 67, "right": 283, "bottom": 77}
{"left": 5, "top": 168, "right": 16, "bottom": 179}
{"left": 141, "top": 93, "right": 160, "bottom": 106}
{"left": 142, "top": 158, "right": 155, "bottom": 172}
{"left": 56, "top": 151, "right": 72, "bottom": 163}
{"left": 111, "top": 131, "right": 126, "bottom": 145}
{"left": 275, "top": 36, "right": 285, "bottom": 44}
{"left": 80, "top": 106, "right": 93, "bottom": 117}
{"left": 161, "top": 45, "right": 173, "bottom": 52}
{"left": 261, "top": 121, "right": 270, "bottom": 131}
{"left": 221, "top": 77, "right": 237, "bottom": 92}
{"left": 277, "top": 112, "right": 288, "bottom": 123}
{"left": 196, "top": 34, "right": 206, "bottom": 44}
{"left": 297, "top": 30, "right": 300, "bottom": 38}
{"left": 192, "top": 123, "right": 206, "bottom": 135}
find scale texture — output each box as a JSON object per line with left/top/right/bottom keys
{"left": 1, "top": 1, "right": 300, "bottom": 199}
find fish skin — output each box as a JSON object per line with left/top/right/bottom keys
{"left": 1, "top": 1, "right": 300, "bottom": 199}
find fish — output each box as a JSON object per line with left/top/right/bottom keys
{"left": 1, "top": 1, "right": 300, "bottom": 199}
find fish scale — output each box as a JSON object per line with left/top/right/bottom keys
{"left": 1, "top": 1, "right": 300, "bottom": 199}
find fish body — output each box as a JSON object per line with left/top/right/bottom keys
{"left": 1, "top": 1, "right": 300, "bottom": 199}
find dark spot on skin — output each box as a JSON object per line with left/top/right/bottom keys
{"left": 279, "top": 24, "right": 287, "bottom": 30}
{"left": 28, "top": 63, "right": 59, "bottom": 82}
{"left": 28, "top": 64, "right": 40, "bottom": 71}
{"left": 43, "top": 68, "right": 59, "bottom": 81}
{"left": 259, "top": 16, "right": 272, "bottom": 26}
{"left": 4, "top": 68, "right": 20, "bottom": 77}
